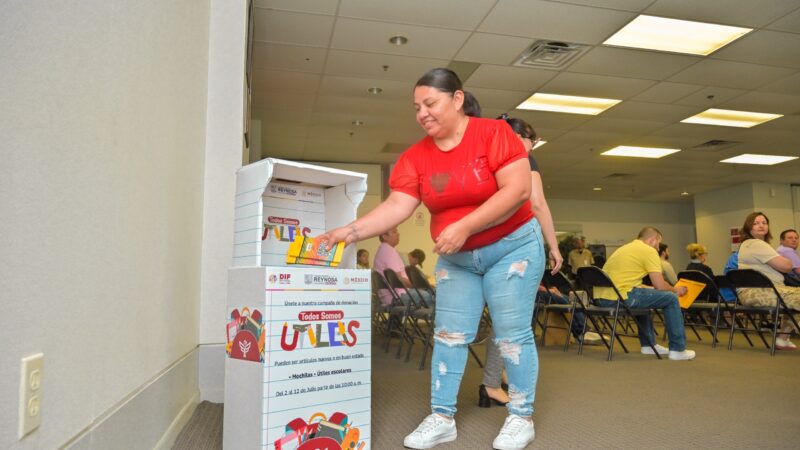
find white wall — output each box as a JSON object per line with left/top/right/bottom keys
{"left": 695, "top": 182, "right": 798, "bottom": 272}
{"left": 548, "top": 198, "right": 696, "bottom": 271}
{"left": 0, "top": 1, "right": 210, "bottom": 448}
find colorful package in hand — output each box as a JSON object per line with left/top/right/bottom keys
{"left": 286, "top": 235, "right": 344, "bottom": 267}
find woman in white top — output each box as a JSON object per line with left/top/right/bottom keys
{"left": 736, "top": 212, "right": 800, "bottom": 349}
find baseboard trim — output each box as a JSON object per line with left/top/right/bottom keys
{"left": 62, "top": 347, "right": 199, "bottom": 449}
{"left": 153, "top": 391, "right": 200, "bottom": 450}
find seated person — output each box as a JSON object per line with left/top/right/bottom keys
{"left": 594, "top": 227, "right": 695, "bottom": 360}
{"left": 686, "top": 243, "right": 714, "bottom": 278}
{"left": 719, "top": 250, "right": 739, "bottom": 302}
{"left": 407, "top": 248, "right": 436, "bottom": 287}
{"left": 776, "top": 229, "right": 800, "bottom": 285}
{"left": 536, "top": 285, "right": 601, "bottom": 344}
{"left": 736, "top": 213, "right": 800, "bottom": 350}
{"left": 659, "top": 243, "right": 678, "bottom": 285}
{"left": 374, "top": 228, "right": 433, "bottom": 308}
{"left": 568, "top": 236, "right": 594, "bottom": 275}
{"left": 356, "top": 249, "right": 370, "bottom": 269}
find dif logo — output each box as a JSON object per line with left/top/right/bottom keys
{"left": 279, "top": 273, "right": 291, "bottom": 285}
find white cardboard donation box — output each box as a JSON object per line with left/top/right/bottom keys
{"left": 224, "top": 159, "right": 372, "bottom": 450}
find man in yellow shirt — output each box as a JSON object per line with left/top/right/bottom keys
{"left": 595, "top": 227, "right": 696, "bottom": 361}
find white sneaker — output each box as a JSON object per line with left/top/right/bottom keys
{"left": 492, "top": 415, "right": 534, "bottom": 450}
{"left": 640, "top": 344, "right": 669, "bottom": 356}
{"left": 668, "top": 349, "right": 696, "bottom": 360}
{"left": 582, "top": 332, "right": 602, "bottom": 345}
{"left": 775, "top": 338, "right": 797, "bottom": 350}
{"left": 403, "top": 414, "right": 457, "bottom": 449}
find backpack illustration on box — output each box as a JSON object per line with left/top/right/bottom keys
{"left": 226, "top": 307, "right": 265, "bottom": 362}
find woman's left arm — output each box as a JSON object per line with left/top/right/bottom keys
{"left": 529, "top": 171, "right": 563, "bottom": 274}
{"left": 433, "top": 158, "right": 530, "bottom": 254}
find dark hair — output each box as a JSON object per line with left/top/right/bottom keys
{"left": 780, "top": 229, "right": 798, "bottom": 240}
{"left": 741, "top": 212, "right": 772, "bottom": 242}
{"left": 357, "top": 249, "right": 368, "bottom": 258}
{"left": 497, "top": 114, "right": 536, "bottom": 140}
{"left": 415, "top": 68, "right": 481, "bottom": 117}
{"left": 658, "top": 243, "right": 668, "bottom": 257}
{"left": 409, "top": 248, "right": 426, "bottom": 267}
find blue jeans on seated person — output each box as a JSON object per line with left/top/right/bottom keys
{"left": 536, "top": 291, "right": 587, "bottom": 340}
{"left": 431, "top": 219, "right": 544, "bottom": 418}
{"left": 595, "top": 287, "right": 687, "bottom": 351}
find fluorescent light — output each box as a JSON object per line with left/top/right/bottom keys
{"left": 601, "top": 145, "right": 681, "bottom": 159}
{"left": 593, "top": 187, "right": 603, "bottom": 191}
{"left": 516, "top": 93, "right": 621, "bottom": 115}
{"left": 720, "top": 154, "right": 798, "bottom": 165}
{"left": 533, "top": 140, "right": 547, "bottom": 150}
{"left": 681, "top": 108, "right": 783, "bottom": 128}
{"left": 603, "top": 15, "right": 751, "bottom": 55}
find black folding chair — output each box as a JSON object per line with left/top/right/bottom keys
{"left": 372, "top": 270, "right": 410, "bottom": 354}
{"left": 714, "top": 275, "right": 755, "bottom": 348}
{"left": 383, "top": 268, "right": 436, "bottom": 368}
{"left": 540, "top": 271, "right": 582, "bottom": 351}
{"left": 371, "top": 271, "right": 388, "bottom": 336}
{"left": 405, "top": 265, "right": 435, "bottom": 307}
{"left": 676, "top": 270, "right": 722, "bottom": 347}
{"left": 576, "top": 266, "right": 662, "bottom": 361}
{"left": 726, "top": 269, "right": 800, "bottom": 355}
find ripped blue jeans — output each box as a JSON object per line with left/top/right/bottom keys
{"left": 431, "top": 219, "right": 544, "bottom": 417}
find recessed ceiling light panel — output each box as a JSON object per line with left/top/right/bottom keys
{"left": 720, "top": 154, "right": 798, "bottom": 165}
{"left": 533, "top": 140, "right": 547, "bottom": 150}
{"left": 603, "top": 15, "right": 752, "bottom": 55}
{"left": 681, "top": 108, "right": 783, "bottom": 128}
{"left": 516, "top": 93, "right": 621, "bottom": 115}
{"left": 601, "top": 145, "right": 681, "bottom": 159}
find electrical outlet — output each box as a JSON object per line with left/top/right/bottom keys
{"left": 19, "top": 353, "right": 43, "bottom": 439}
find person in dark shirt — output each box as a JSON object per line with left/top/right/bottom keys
{"left": 686, "top": 243, "right": 714, "bottom": 278}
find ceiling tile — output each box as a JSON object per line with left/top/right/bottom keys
{"left": 455, "top": 33, "right": 534, "bottom": 65}
{"left": 463, "top": 87, "right": 531, "bottom": 110}
{"left": 668, "top": 59, "right": 796, "bottom": 90}
{"left": 644, "top": 0, "right": 800, "bottom": 28}
{"left": 575, "top": 117, "right": 668, "bottom": 135}
{"left": 252, "top": 70, "right": 321, "bottom": 93}
{"left": 324, "top": 49, "right": 449, "bottom": 81}
{"left": 330, "top": 18, "right": 470, "bottom": 59}
{"left": 549, "top": 0, "right": 654, "bottom": 12}
{"left": 479, "top": 0, "right": 636, "bottom": 44}
{"left": 539, "top": 72, "right": 657, "bottom": 99}
{"left": 313, "top": 95, "right": 413, "bottom": 118}
{"left": 631, "top": 82, "right": 705, "bottom": 103}
{"left": 318, "top": 75, "right": 412, "bottom": 100}
{"left": 569, "top": 46, "right": 701, "bottom": 80}
{"left": 601, "top": 101, "right": 702, "bottom": 123}
{"left": 464, "top": 64, "right": 557, "bottom": 91}
{"left": 252, "top": 42, "right": 327, "bottom": 73}
{"left": 261, "top": 135, "right": 308, "bottom": 158}
{"left": 252, "top": 91, "right": 317, "bottom": 110}
{"left": 766, "top": 7, "right": 800, "bottom": 33}
{"left": 338, "top": 0, "right": 496, "bottom": 29}
{"left": 673, "top": 86, "right": 747, "bottom": 107}
{"left": 719, "top": 91, "right": 800, "bottom": 115}
{"left": 511, "top": 109, "right": 595, "bottom": 130}
{"left": 253, "top": 9, "right": 334, "bottom": 47}
{"left": 711, "top": 30, "right": 800, "bottom": 69}
{"left": 254, "top": 0, "right": 338, "bottom": 15}
{"left": 757, "top": 72, "right": 800, "bottom": 95}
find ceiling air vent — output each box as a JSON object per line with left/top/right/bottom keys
{"left": 513, "top": 40, "right": 589, "bottom": 70}
{"left": 693, "top": 139, "right": 741, "bottom": 151}
{"left": 603, "top": 173, "right": 635, "bottom": 180}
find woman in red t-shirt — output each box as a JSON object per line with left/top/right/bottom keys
{"left": 320, "top": 68, "right": 544, "bottom": 450}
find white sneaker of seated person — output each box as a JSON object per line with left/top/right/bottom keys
{"left": 641, "top": 344, "right": 696, "bottom": 360}
{"left": 581, "top": 331, "right": 602, "bottom": 345}
{"left": 492, "top": 414, "right": 535, "bottom": 450}
{"left": 404, "top": 413, "right": 457, "bottom": 449}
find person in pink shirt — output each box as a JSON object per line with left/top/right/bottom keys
{"left": 373, "top": 228, "right": 412, "bottom": 307}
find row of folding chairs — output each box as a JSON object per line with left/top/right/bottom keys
{"left": 371, "top": 267, "right": 493, "bottom": 370}
{"left": 538, "top": 266, "right": 800, "bottom": 359}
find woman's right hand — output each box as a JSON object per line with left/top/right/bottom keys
{"left": 316, "top": 225, "right": 356, "bottom": 251}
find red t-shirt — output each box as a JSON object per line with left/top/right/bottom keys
{"left": 390, "top": 117, "right": 533, "bottom": 251}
